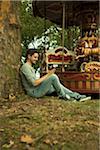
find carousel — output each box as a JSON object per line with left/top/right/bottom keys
{"left": 32, "top": 1, "right": 100, "bottom": 93}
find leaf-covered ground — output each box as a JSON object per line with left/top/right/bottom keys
{"left": 0, "top": 94, "right": 99, "bottom": 150}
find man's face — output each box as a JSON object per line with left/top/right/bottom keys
{"left": 29, "top": 53, "right": 39, "bottom": 64}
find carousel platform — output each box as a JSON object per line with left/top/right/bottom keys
{"left": 57, "top": 71, "right": 100, "bottom": 94}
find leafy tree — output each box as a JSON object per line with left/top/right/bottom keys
{"left": 20, "top": 0, "right": 81, "bottom": 56}
{"left": 64, "top": 26, "right": 80, "bottom": 50}
{"left": 20, "top": 0, "right": 53, "bottom": 55}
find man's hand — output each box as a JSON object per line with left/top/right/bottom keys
{"left": 48, "top": 68, "right": 56, "bottom": 75}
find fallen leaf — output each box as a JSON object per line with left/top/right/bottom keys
{"left": 0, "top": 128, "right": 4, "bottom": 132}
{"left": 85, "top": 120, "right": 99, "bottom": 126}
{"left": 9, "top": 140, "right": 14, "bottom": 146}
{"left": 2, "top": 140, "right": 14, "bottom": 148}
{"left": 44, "top": 139, "right": 51, "bottom": 144}
{"left": 9, "top": 93, "right": 16, "bottom": 101}
{"left": 53, "top": 140, "right": 58, "bottom": 144}
{"left": 21, "top": 134, "right": 33, "bottom": 144}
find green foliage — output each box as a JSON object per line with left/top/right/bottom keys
{"left": 64, "top": 26, "right": 80, "bottom": 50}
{"left": 19, "top": 0, "right": 81, "bottom": 55}
{"left": 20, "top": 0, "right": 53, "bottom": 49}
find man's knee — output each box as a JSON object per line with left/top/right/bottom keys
{"left": 49, "top": 74, "right": 59, "bottom": 80}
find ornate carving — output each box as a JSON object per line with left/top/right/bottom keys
{"left": 81, "top": 61, "right": 100, "bottom": 73}
{"left": 94, "top": 73, "right": 100, "bottom": 80}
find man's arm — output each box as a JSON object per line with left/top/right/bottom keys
{"left": 20, "top": 65, "right": 36, "bottom": 86}
{"left": 33, "top": 68, "right": 56, "bottom": 86}
{"left": 21, "top": 64, "right": 56, "bottom": 87}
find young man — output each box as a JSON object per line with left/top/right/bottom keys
{"left": 20, "top": 49, "right": 91, "bottom": 102}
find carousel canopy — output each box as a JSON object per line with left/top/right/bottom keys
{"left": 32, "top": 1, "right": 99, "bottom": 29}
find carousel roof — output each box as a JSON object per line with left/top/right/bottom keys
{"left": 32, "top": 1, "right": 99, "bottom": 27}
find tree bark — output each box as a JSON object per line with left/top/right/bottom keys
{"left": 0, "top": 0, "right": 21, "bottom": 98}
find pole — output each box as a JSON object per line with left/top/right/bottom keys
{"left": 62, "top": 2, "right": 65, "bottom": 72}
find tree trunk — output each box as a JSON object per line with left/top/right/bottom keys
{"left": 0, "top": 0, "right": 21, "bottom": 98}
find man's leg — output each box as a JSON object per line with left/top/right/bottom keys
{"left": 33, "top": 74, "right": 66, "bottom": 98}
{"left": 60, "top": 84, "right": 91, "bottom": 101}
{"left": 32, "top": 74, "right": 91, "bottom": 101}
{"left": 60, "top": 84, "right": 82, "bottom": 99}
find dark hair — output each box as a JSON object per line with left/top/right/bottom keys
{"left": 25, "top": 49, "right": 38, "bottom": 62}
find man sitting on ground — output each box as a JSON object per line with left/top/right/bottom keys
{"left": 20, "top": 49, "right": 91, "bottom": 102}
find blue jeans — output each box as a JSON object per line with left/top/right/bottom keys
{"left": 30, "top": 74, "right": 84, "bottom": 99}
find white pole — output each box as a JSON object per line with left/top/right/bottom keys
{"left": 62, "top": 2, "right": 65, "bottom": 72}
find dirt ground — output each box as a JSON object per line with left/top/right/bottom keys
{"left": 0, "top": 94, "right": 99, "bottom": 150}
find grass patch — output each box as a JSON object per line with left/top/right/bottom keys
{"left": 0, "top": 96, "right": 99, "bottom": 150}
